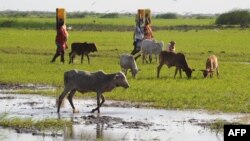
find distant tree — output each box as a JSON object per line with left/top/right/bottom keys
{"left": 215, "top": 10, "right": 250, "bottom": 26}
{"left": 155, "top": 13, "right": 178, "bottom": 19}
{"left": 68, "top": 12, "right": 87, "bottom": 18}
{"left": 194, "top": 14, "right": 214, "bottom": 19}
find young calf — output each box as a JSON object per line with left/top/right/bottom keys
{"left": 200, "top": 55, "right": 219, "bottom": 78}
{"left": 120, "top": 54, "right": 139, "bottom": 78}
{"left": 69, "top": 42, "right": 97, "bottom": 64}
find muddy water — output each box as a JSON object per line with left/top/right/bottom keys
{"left": 0, "top": 93, "right": 249, "bottom": 141}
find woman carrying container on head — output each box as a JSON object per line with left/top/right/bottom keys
{"left": 143, "top": 15, "right": 153, "bottom": 40}
{"left": 131, "top": 23, "right": 144, "bottom": 55}
{"left": 51, "top": 19, "right": 69, "bottom": 63}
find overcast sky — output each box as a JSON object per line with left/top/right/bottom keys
{"left": 0, "top": 0, "right": 250, "bottom": 14}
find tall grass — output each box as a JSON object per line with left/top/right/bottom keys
{"left": 0, "top": 28, "right": 250, "bottom": 112}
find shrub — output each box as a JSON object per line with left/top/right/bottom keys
{"left": 215, "top": 10, "right": 250, "bottom": 27}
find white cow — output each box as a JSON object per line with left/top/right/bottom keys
{"left": 57, "top": 70, "right": 129, "bottom": 113}
{"left": 141, "top": 39, "right": 164, "bottom": 63}
{"left": 120, "top": 54, "right": 139, "bottom": 78}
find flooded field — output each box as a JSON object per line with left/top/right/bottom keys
{"left": 0, "top": 93, "right": 249, "bottom": 141}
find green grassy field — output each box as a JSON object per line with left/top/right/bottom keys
{"left": 1, "top": 23, "right": 250, "bottom": 113}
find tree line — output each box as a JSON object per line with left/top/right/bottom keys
{"left": 1, "top": 9, "right": 250, "bottom": 26}
{"left": 0, "top": 11, "right": 132, "bottom": 18}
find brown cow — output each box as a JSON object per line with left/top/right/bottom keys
{"left": 57, "top": 70, "right": 129, "bottom": 113}
{"left": 200, "top": 55, "right": 219, "bottom": 78}
{"left": 157, "top": 51, "right": 195, "bottom": 78}
{"left": 69, "top": 42, "right": 97, "bottom": 64}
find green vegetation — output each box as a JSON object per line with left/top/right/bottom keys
{"left": 216, "top": 10, "right": 250, "bottom": 27}
{"left": 0, "top": 15, "right": 250, "bottom": 113}
{"left": 0, "top": 116, "right": 72, "bottom": 132}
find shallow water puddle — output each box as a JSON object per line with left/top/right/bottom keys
{"left": 0, "top": 93, "right": 249, "bottom": 141}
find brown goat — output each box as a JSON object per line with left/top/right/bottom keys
{"left": 200, "top": 55, "right": 219, "bottom": 78}
{"left": 69, "top": 42, "right": 97, "bottom": 64}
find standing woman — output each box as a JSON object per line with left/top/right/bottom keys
{"left": 51, "top": 20, "right": 68, "bottom": 63}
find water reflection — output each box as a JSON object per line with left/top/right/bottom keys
{"left": 61, "top": 114, "right": 105, "bottom": 141}
{"left": 95, "top": 115, "right": 104, "bottom": 140}
{"left": 0, "top": 93, "right": 248, "bottom": 141}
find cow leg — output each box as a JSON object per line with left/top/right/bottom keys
{"left": 179, "top": 68, "right": 182, "bottom": 78}
{"left": 57, "top": 87, "right": 71, "bottom": 113}
{"left": 174, "top": 68, "right": 178, "bottom": 78}
{"left": 142, "top": 53, "right": 145, "bottom": 64}
{"left": 86, "top": 54, "right": 90, "bottom": 64}
{"left": 157, "top": 62, "right": 164, "bottom": 78}
{"left": 67, "top": 90, "right": 77, "bottom": 113}
{"left": 210, "top": 72, "right": 213, "bottom": 78}
{"left": 124, "top": 69, "right": 128, "bottom": 75}
{"left": 121, "top": 68, "right": 128, "bottom": 75}
{"left": 155, "top": 54, "right": 158, "bottom": 63}
{"left": 91, "top": 92, "right": 102, "bottom": 113}
{"left": 70, "top": 53, "right": 76, "bottom": 64}
{"left": 216, "top": 67, "right": 219, "bottom": 78}
{"left": 91, "top": 94, "right": 105, "bottom": 113}
{"left": 100, "top": 94, "right": 106, "bottom": 107}
{"left": 81, "top": 54, "right": 84, "bottom": 64}
{"left": 149, "top": 54, "right": 152, "bottom": 63}
{"left": 143, "top": 53, "right": 149, "bottom": 64}
{"left": 145, "top": 54, "right": 149, "bottom": 63}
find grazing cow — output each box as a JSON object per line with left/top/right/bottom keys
{"left": 69, "top": 42, "right": 97, "bottom": 64}
{"left": 140, "top": 39, "right": 164, "bottom": 63}
{"left": 120, "top": 54, "right": 139, "bottom": 78}
{"left": 157, "top": 51, "right": 195, "bottom": 78}
{"left": 200, "top": 55, "right": 219, "bottom": 78}
{"left": 57, "top": 70, "right": 129, "bottom": 113}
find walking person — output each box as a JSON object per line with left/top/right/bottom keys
{"left": 51, "top": 20, "right": 68, "bottom": 63}
{"left": 131, "top": 24, "right": 144, "bottom": 55}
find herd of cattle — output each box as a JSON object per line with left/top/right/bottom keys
{"left": 57, "top": 39, "right": 219, "bottom": 113}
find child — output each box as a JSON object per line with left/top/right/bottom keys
{"left": 167, "top": 41, "right": 176, "bottom": 52}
